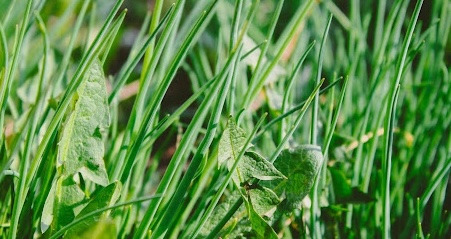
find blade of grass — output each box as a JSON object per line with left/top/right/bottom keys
{"left": 255, "top": 77, "right": 342, "bottom": 139}
{"left": 51, "top": 0, "right": 91, "bottom": 97}
{"left": 141, "top": 0, "right": 164, "bottom": 73}
{"left": 148, "top": 44, "right": 243, "bottom": 239}
{"left": 206, "top": 79, "right": 324, "bottom": 239}
{"left": 110, "top": 0, "right": 184, "bottom": 181}
{"left": 48, "top": 194, "right": 162, "bottom": 239}
{"left": 108, "top": 5, "right": 173, "bottom": 103}
{"left": 279, "top": 40, "right": 315, "bottom": 142}
{"left": 190, "top": 113, "right": 267, "bottom": 238}
{"left": 118, "top": 1, "right": 218, "bottom": 184}
{"left": 310, "top": 14, "right": 332, "bottom": 238}
{"left": 9, "top": 2, "right": 125, "bottom": 238}
{"left": 382, "top": 1, "right": 423, "bottom": 238}
{"left": 241, "top": 0, "right": 315, "bottom": 109}
{"left": 5, "top": 0, "right": 37, "bottom": 237}
{"left": 243, "top": 0, "right": 284, "bottom": 106}
{"left": 145, "top": 1, "right": 262, "bottom": 235}
{"left": 132, "top": 40, "right": 236, "bottom": 239}
{"left": 226, "top": 0, "right": 244, "bottom": 116}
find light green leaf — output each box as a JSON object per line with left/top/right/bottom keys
{"left": 41, "top": 175, "right": 86, "bottom": 233}
{"left": 64, "top": 181, "right": 122, "bottom": 238}
{"left": 229, "top": 151, "right": 286, "bottom": 184}
{"left": 218, "top": 116, "right": 248, "bottom": 167}
{"left": 58, "top": 60, "right": 110, "bottom": 186}
{"left": 248, "top": 185, "right": 280, "bottom": 217}
{"left": 68, "top": 219, "right": 117, "bottom": 239}
{"left": 41, "top": 180, "right": 56, "bottom": 233}
{"left": 273, "top": 144, "right": 324, "bottom": 210}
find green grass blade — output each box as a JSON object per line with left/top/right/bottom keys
{"left": 382, "top": 1, "right": 423, "bottom": 237}
{"left": 48, "top": 194, "right": 162, "bottom": 239}
{"left": 190, "top": 113, "right": 267, "bottom": 238}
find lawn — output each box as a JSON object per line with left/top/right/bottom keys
{"left": 0, "top": 0, "right": 449, "bottom": 238}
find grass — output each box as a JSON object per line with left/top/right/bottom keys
{"left": 0, "top": 0, "right": 449, "bottom": 238}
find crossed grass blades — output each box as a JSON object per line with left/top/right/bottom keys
{"left": 0, "top": 0, "right": 449, "bottom": 238}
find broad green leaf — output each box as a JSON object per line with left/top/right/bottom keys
{"left": 329, "top": 168, "right": 374, "bottom": 204}
{"left": 65, "top": 181, "right": 122, "bottom": 238}
{"left": 328, "top": 168, "right": 352, "bottom": 198}
{"left": 248, "top": 185, "right": 280, "bottom": 216}
{"left": 41, "top": 175, "right": 86, "bottom": 233}
{"left": 229, "top": 151, "right": 286, "bottom": 184}
{"left": 218, "top": 116, "right": 248, "bottom": 167}
{"left": 245, "top": 197, "right": 278, "bottom": 239}
{"left": 272, "top": 144, "right": 324, "bottom": 210}
{"left": 58, "top": 60, "right": 110, "bottom": 186}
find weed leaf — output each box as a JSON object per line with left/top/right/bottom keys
{"left": 218, "top": 116, "right": 248, "bottom": 167}
{"left": 248, "top": 185, "right": 280, "bottom": 216}
{"left": 230, "top": 151, "right": 286, "bottom": 184}
{"left": 272, "top": 144, "right": 323, "bottom": 210}
{"left": 245, "top": 197, "right": 278, "bottom": 239}
{"left": 41, "top": 175, "right": 86, "bottom": 233}
{"left": 64, "top": 181, "right": 122, "bottom": 238}
{"left": 58, "top": 60, "right": 110, "bottom": 186}
{"left": 199, "top": 193, "right": 243, "bottom": 238}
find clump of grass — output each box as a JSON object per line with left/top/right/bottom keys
{"left": 0, "top": 0, "right": 449, "bottom": 238}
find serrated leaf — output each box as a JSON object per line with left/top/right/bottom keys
{"left": 272, "top": 144, "right": 324, "bottom": 210}
{"left": 229, "top": 151, "right": 286, "bottom": 184}
{"left": 65, "top": 181, "right": 122, "bottom": 238}
{"left": 218, "top": 117, "right": 248, "bottom": 167}
{"left": 58, "top": 60, "right": 110, "bottom": 186}
{"left": 248, "top": 185, "right": 280, "bottom": 216}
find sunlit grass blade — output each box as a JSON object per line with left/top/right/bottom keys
{"left": 118, "top": 0, "right": 218, "bottom": 184}
{"left": 108, "top": 5, "right": 174, "bottom": 103}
